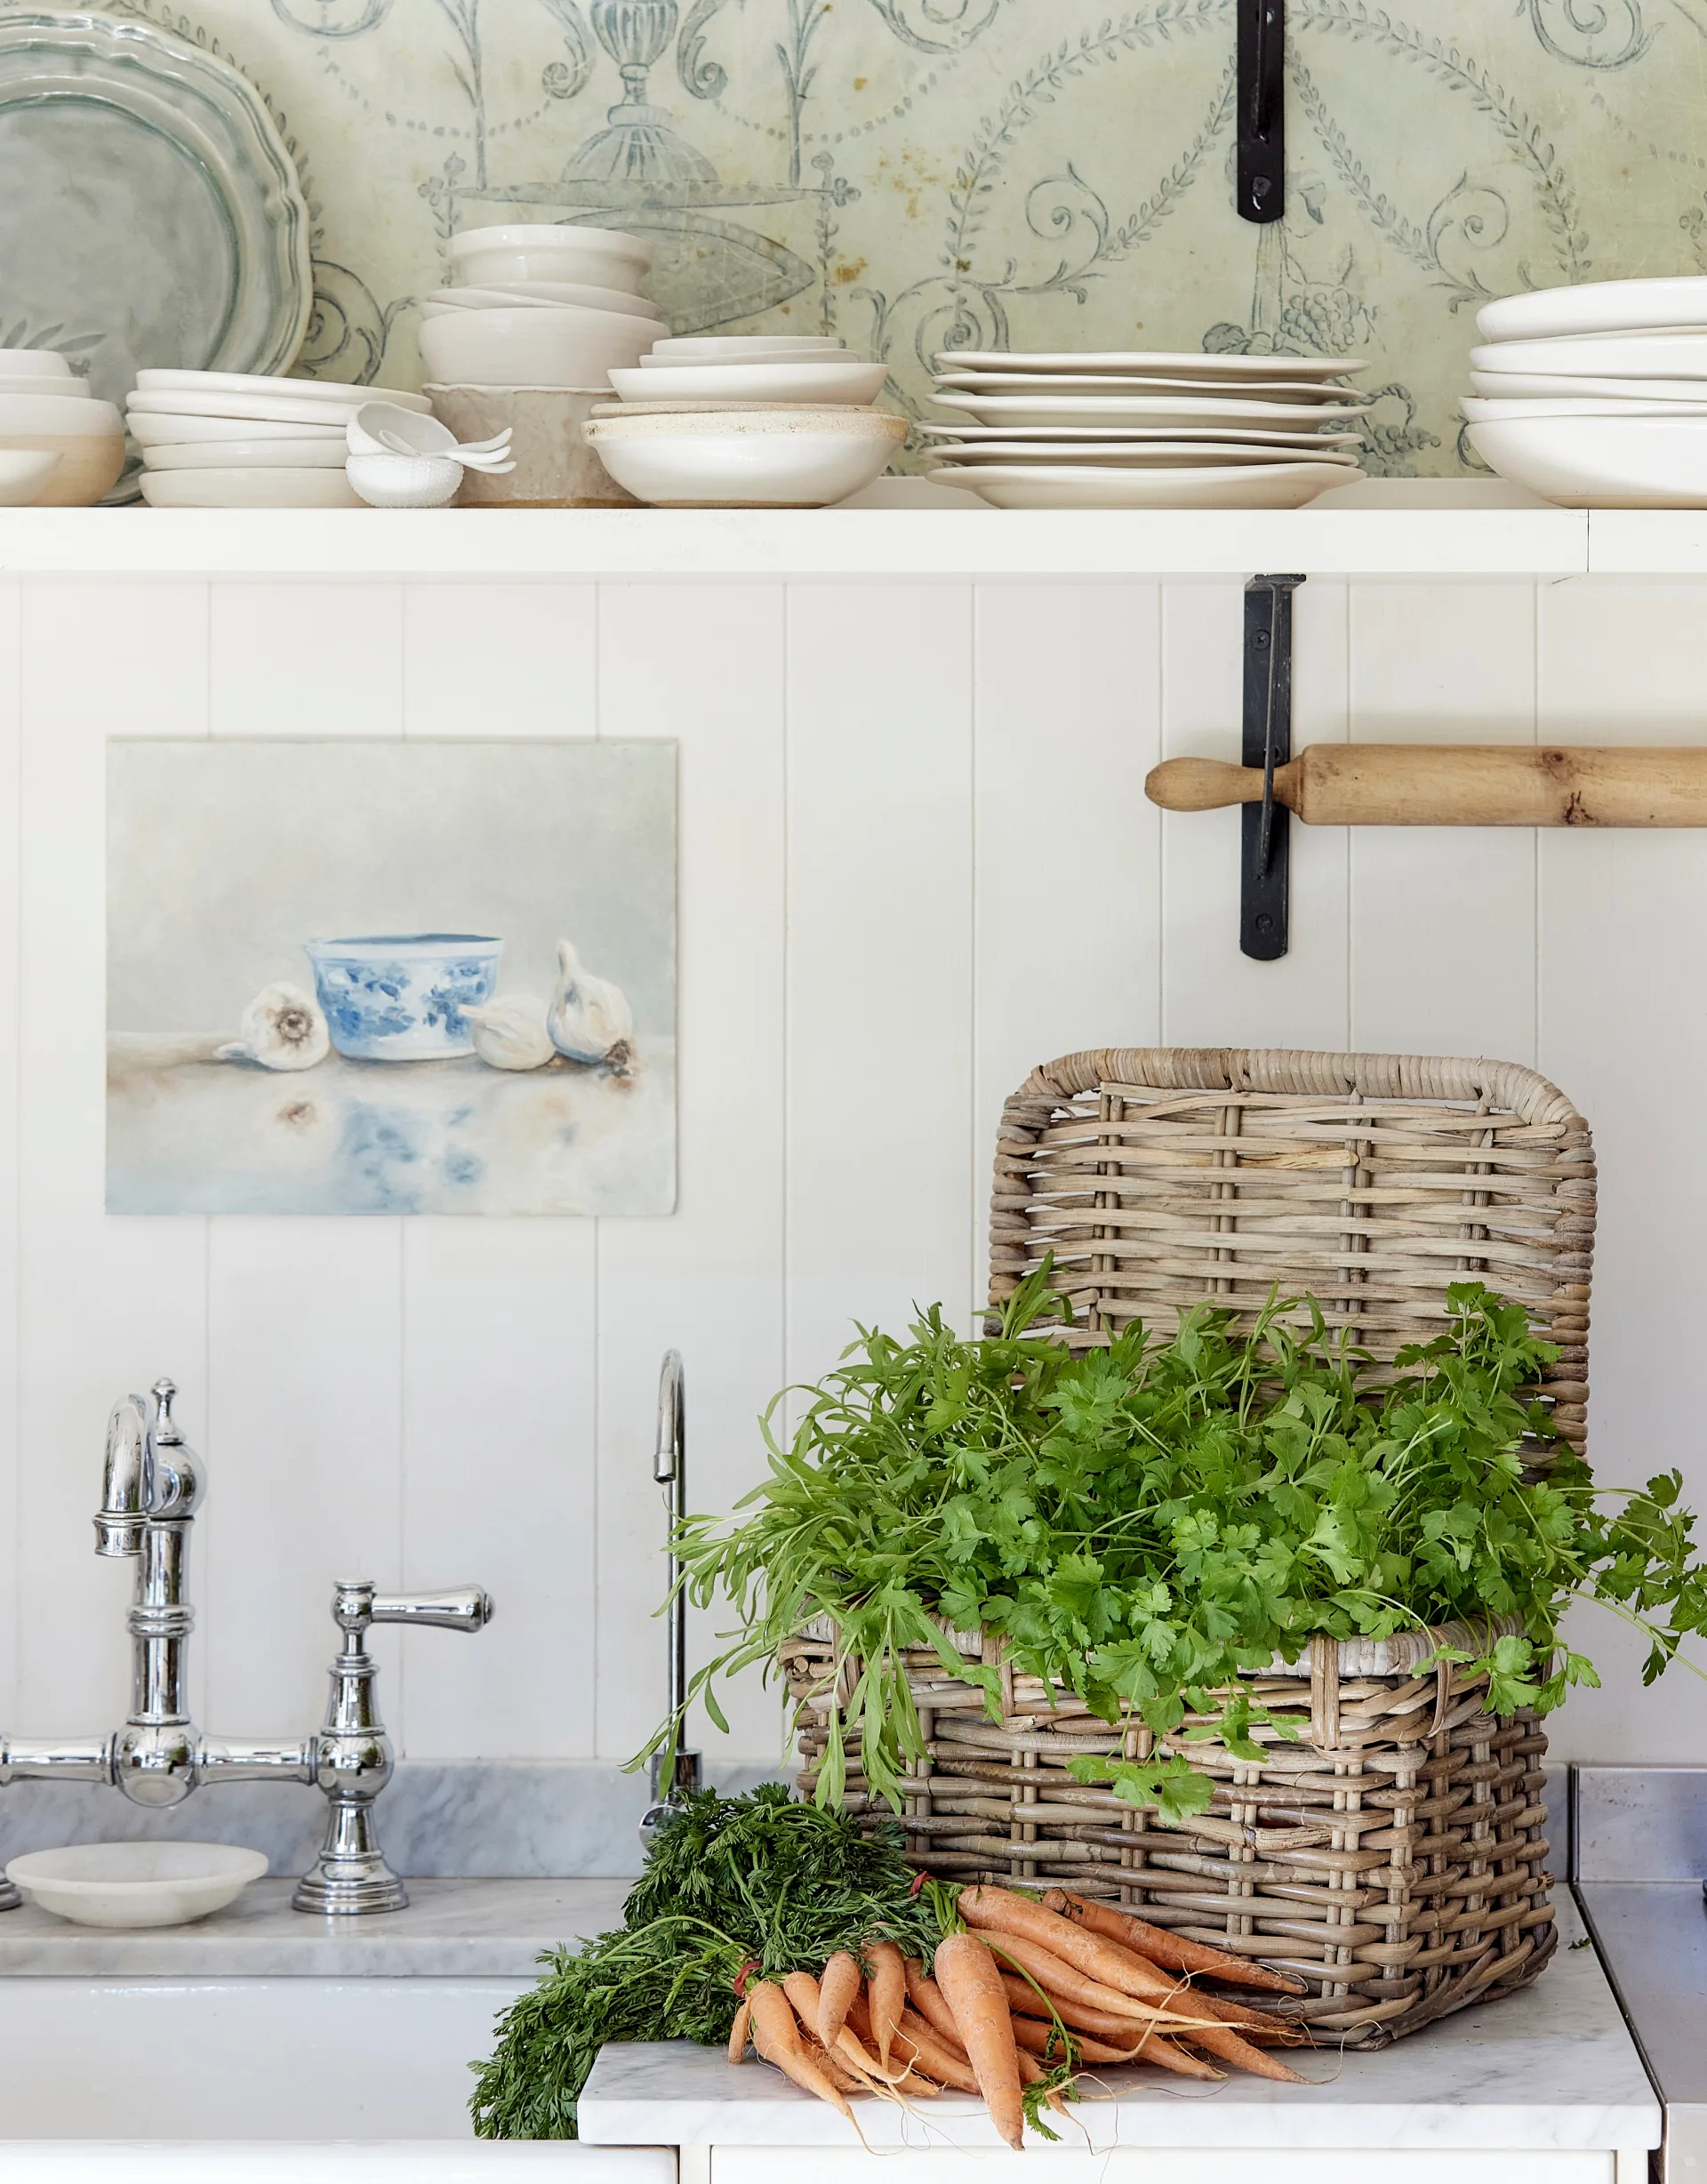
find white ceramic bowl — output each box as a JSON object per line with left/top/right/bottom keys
{"left": 345, "top": 452, "right": 465, "bottom": 508}
{"left": 1478, "top": 276, "right": 1707, "bottom": 344}
{"left": 140, "top": 468, "right": 366, "bottom": 509}
{"left": 0, "top": 449, "right": 62, "bottom": 503}
{"left": 609, "top": 359, "right": 889, "bottom": 405}
{"left": 583, "top": 405, "right": 907, "bottom": 507}
{"left": 1460, "top": 395, "right": 1707, "bottom": 422}
{"left": 132, "top": 369, "right": 430, "bottom": 411}
{"left": 638, "top": 349, "right": 868, "bottom": 370}
{"left": 421, "top": 283, "right": 664, "bottom": 322}
{"left": 0, "top": 391, "right": 126, "bottom": 504}
{"left": 420, "top": 306, "right": 655, "bottom": 389}
{"left": 1468, "top": 370, "right": 1707, "bottom": 402}
{"left": 1466, "top": 413, "right": 1707, "bottom": 507}
{"left": 448, "top": 222, "right": 653, "bottom": 293}
{"left": 127, "top": 410, "right": 349, "bottom": 448}
{"left": 5, "top": 1842, "right": 268, "bottom": 1928}
{"left": 143, "top": 438, "right": 353, "bottom": 470}
{"left": 0, "top": 348, "right": 72, "bottom": 378}
{"left": 648, "top": 335, "right": 845, "bottom": 357}
{"left": 0, "top": 374, "right": 92, "bottom": 398}
{"left": 0, "top": 390, "right": 123, "bottom": 435}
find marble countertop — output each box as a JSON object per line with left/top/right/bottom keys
{"left": 0, "top": 1875, "right": 631, "bottom": 1977}
{"left": 579, "top": 1895, "right": 1660, "bottom": 2155}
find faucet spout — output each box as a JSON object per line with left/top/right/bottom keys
{"left": 94, "top": 1393, "right": 152, "bottom": 1557}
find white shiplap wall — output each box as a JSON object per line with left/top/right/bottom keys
{"left": 0, "top": 569, "right": 1702, "bottom": 1773}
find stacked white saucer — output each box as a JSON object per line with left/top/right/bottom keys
{"left": 1464, "top": 276, "right": 1707, "bottom": 506}
{"left": 922, "top": 349, "right": 1368, "bottom": 508}
{"left": 130, "top": 370, "right": 437, "bottom": 508}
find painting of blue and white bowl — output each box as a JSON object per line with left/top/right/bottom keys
{"left": 305, "top": 935, "right": 503, "bottom": 1062}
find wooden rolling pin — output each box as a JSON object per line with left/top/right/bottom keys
{"left": 1146, "top": 744, "right": 1707, "bottom": 827}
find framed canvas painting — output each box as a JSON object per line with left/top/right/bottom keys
{"left": 108, "top": 739, "right": 677, "bottom": 1216}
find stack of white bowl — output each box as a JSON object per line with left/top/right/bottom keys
{"left": 130, "top": 370, "right": 438, "bottom": 507}
{"left": 920, "top": 349, "right": 1369, "bottom": 508}
{"left": 419, "top": 223, "right": 663, "bottom": 505}
{"left": 0, "top": 348, "right": 126, "bottom": 505}
{"left": 583, "top": 335, "right": 906, "bottom": 508}
{"left": 1463, "top": 276, "right": 1707, "bottom": 507}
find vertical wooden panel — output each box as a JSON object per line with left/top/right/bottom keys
{"left": 1348, "top": 583, "right": 1537, "bottom": 1060}
{"left": 203, "top": 582, "right": 404, "bottom": 1738}
{"left": 0, "top": 582, "right": 18, "bottom": 1729}
{"left": 786, "top": 583, "right": 975, "bottom": 1376}
{"left": 397, "top": 580, "right": 600, "bottom": 1761}
{"left": 595, "top": 582, "right": 786, "bottom": 1763}
{"left": 974, "top": 582, "right": 1163, "bottom": 1313}
{"left": 1535, "top": 578, "right": 1707, "bottom": 1765}
{"left": 17, "top": 581, "right": 211, "bottom": 1731}
{"left": 1161, "top": 581, "right": 1350, "bottom": 1050}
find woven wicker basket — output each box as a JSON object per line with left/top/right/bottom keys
{"left": 792, "top": 1048, "right": 1597, "bottom": 2046}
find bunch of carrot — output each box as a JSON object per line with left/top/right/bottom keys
{"left": 728, "top": 1882, "right": 1311, "bottom": 2148}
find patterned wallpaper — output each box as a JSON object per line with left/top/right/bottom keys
{"left": 74, "top": 1, "right": 1707, "bottom": 471}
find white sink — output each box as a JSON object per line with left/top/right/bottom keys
{"left": 0, "top": 1976, "right": 666, "bottom": 2180}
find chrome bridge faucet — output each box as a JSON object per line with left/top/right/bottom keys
{"left": 0, "top": 1379, "right": 492, "bottom": 1916}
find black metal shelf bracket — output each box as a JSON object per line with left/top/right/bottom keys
{"left": 1238, "top": 0, "right": 1286, "bottom": 223}
{"left": 1241, "top": 574, "right": 1304, "bottom": 961}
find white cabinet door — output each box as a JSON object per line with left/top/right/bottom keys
{"left": 713, "top": 2148, "right": 1618, "bottom": 2184}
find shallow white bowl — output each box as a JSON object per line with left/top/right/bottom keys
{"left": 1469, "top": 333, "right": 1707, "bottom": 379}
{"left": 928, "top": 460, "right": 1355, "bottom": 510}
{"left": 0, "top": 390, "right": 124, "bottom": 435}
{"left": 448, "top": 222, "right": 653, "bottom": 293}
{"left": 127, "top": 409, "right": 349, "bottom": 448}
{"left": 420, "top": 306, "right": 654, "bottom": 389}
{"left": 0, "top": 373, "right": 92, "bottom": 398}
{"left": 422, "top": 283, "right": 664, "bottom": 322}
{"left": 639, "top": 349, "right": 869, "bottom": 369}
{"left": 140, "top": 467, "right": 366, "bottom": 509}
{"left": 1466, "top": 413, "right": 1707, "bottom": 507}
{"left": 6, "top": 1842, "right": 268, "bottom": 1928}
{"left": 609, "top": 358, "right": 888, "bottom": 405}
{"left": 0, "top": 348, "right": 72, "bottom": 378}
{"left": 1478, "top": 276, "right": 1707, "bottom": 344}
{"left": 143, "top": 437, "right": 352, "bottom": 470}
{"left": 345, "top": 452, "right": 464, "bottom": 508}
{"left": 132, "top": 369, "right": 429, "bottom": 410}
{"left": 0, "top": 448, "right": 62, "bottom": 503}
{"left": 648, "top": 334, "right": 845, "bottom": 357}
{"left": 127, "top": 389, "right": 410, "bottom": 429}
{"left": 584, "top": 405, "right": 907, "bottom": 507}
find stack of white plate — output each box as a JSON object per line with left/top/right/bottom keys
{"left": 419, "top": 223, "right": 663, "bottom": 390}
{"left": 922, "top": 350, "right": 1369, "bottom": 508}
{"left": 1464, "top": 277, "right": 1707, "bottom": 506}
{"left": 129, "top": 370, "right": 437, "bottom": 507}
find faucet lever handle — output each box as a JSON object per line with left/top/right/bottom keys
{"left": 367, "top": 1586, "right": 493, "bottom": 1634}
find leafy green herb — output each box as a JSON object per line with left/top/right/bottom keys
{"left": 469, "top": 1784, "right": 941, "bottom": 2140}
{"left": 645, "top": 1272, "right": 1707, "bottom": 1820}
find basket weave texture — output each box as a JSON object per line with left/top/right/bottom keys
{"left": 792, "top": 1048, "right": 1597, "bottom": 2047}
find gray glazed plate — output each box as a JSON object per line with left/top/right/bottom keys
{"left": 0, "top": 12, "right": 312, "bottom": 499}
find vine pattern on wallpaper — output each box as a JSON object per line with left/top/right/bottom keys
{"left": 52, "top": 0, "right": 1707, "bottom": 471}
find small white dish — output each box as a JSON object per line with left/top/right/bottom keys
{"left": 649, "top": 334, "right": 844, "bottom": 356}
{"left": 934, "top": 371, "right": 1360, "bottom": 405}
{"left": 640, "top": 348, "right": 867, "bottom": 369}
{"left": 584, "top": 405, "right": 907, "bottom": 507}
{"left": 5, "top": 1842, "right": 268, "bottom": 1928}
{"left": 126, "top": 389, "right": 407, "bottom": 429}
{"left": 929, "top": 438, "right": 1362, "bottom": 469}
{"left": 934, "top": 349, "right": 1366, "bottom": 380}
{"left": 1468, "top": 333, "right": 1707, "bottom": 378}
{"left": 0, "top": 448, "right": 62, "bottom": 502}
{"left": 143, "top": 437, "right": 351, "bottom": 470}
{"left": 1468, "top": 369, "right": 1707, "bottom": 403}
{"left": 448, "top": 222, "right": 653, "bottom": 293}
{"left": 1478, "top": 276, "right": 1707, "bottom": 344}
{"left": 935, "top": 392, "right": 1374, "bottom": 429}
{"left": 126, "top": 410, "right": 349, "bottom": 448}
{"left": 132, "top": 368, "right": 431, "bottom": 411}
{"left": 346, "top": 452, "right": 465, "bottom": 508}
{"left": 1465, "top": 413, "right": 1707, "bottom": 507}
{"left": 0, "top": 347, "right": 73, "bottom": 378}
{"left": 927, "top": 460, "right": 1356, "bottom": 509}
{"left": 608, "top": 359, "right": 888, "bottom": 405}
{"left": 140, "top": 467, "right": 366, "bottom": 509}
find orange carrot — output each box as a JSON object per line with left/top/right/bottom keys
{"left": 1121, "top": 2036, "right": 1228, "bottom": 2083}
{"left": 1174, "top": 2019, "right": 1307, "bottom": 2084}
{"left": 747, "top": 1980, "right": 854, "bottom": 2119}
{"left": 1045, "top": 1889, "right": 1307, "bottom": 1996}
{"left": 893, "top": 2009, "right": 981, "bottom": 2092}
{"left": 902, "top": 1959, "right": 966, "bottom": 2052}
{"left": 866, "top": 1940, "right": 907, "bottom": 2070}
{"left": 1010, "top": 2013, "right": 1130, "bottom": 2067}
{"left": 817, "top": 1952, "right": 863, "bottom": 2052}
{"left": 727, "top": 1997, "right": 751, "bottom": 2063}
{"left": 999, "top": 1969, "right": 1163, "bottom": 2043}
{"left": 960, "top": 1884, "right": 1188, "bottom": 2005}
{"left": 980, "top": 1931, "right": 1190, "bottom": 2025}
{"left": 934, "top": 1931, "right": 1028, "bottom": 2152}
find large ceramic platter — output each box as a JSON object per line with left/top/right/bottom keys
{"left": 928, "top": 461, "right": 1357, "bottom": 509}
{"left": 934, "top": 393, "right": 1374, "bottom": 429}
{"left": 1477, "top": 277, "right": 1707, "bottom": 344}
{"left": 933, "top": 372, "right": 1363, "bottom": 405}
{"left": 0, "top": 10, "right": 311, "bottom": 483}
{"left": 935, "top": 349, "right": 1365, "bottom": 380}
{"left": 915, "top": 420, "right": 1365, "bottom": 448}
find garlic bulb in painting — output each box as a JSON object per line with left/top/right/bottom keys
{"left": 547, "top": 938, "right": 634, "bottom": 1072}
{"left": 215, "top": 982, "right": 330, "bottom": 1072}
{"left": 462, "top": 993, "right": 555, "bottom": 1072}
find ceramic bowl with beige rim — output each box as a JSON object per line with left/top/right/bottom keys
{"left": 0, "top": 389, "right": 125, "bottom": 504}
{"left": 6, "top": 1842, "right": 268, "bottom": 1928}
{"left": 583, "top": 404, "right": 908, "bottom": 508}
{"left": 448, "top": 222, "right": 653, "bottom": 293}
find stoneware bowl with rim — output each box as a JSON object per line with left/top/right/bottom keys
{"left": 5, "top": 1842, "right": 268, "bottom": 1928}
{"left": 582, "top": 405, "right": 908, "bottom": 508}
{"left": 305, "top": 932, "right": 505, "bottom": 1060}
{"left": 447, "top": 222, "right": 653, "bottom": 293}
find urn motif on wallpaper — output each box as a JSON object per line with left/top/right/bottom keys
{"left": 107, "top": 740, "right": 677, "bottom": 1216}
